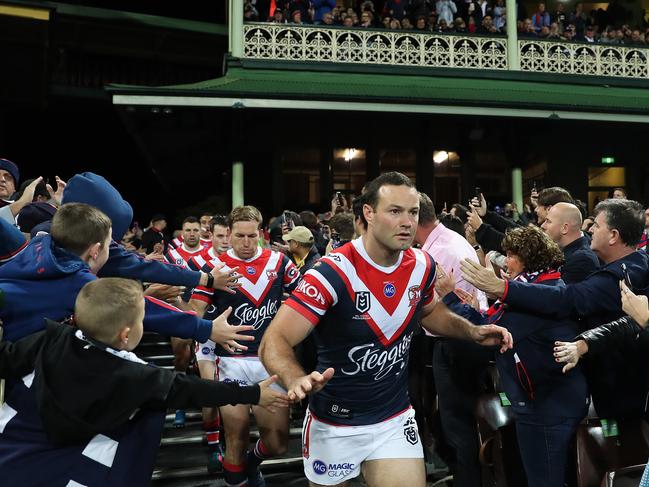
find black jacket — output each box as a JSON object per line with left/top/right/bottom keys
{"left": 560, "top": 235, "right": 600, "bottom": 284}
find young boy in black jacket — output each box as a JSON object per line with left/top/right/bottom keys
{"left": 0, "top": 277, "right": 287, "bottom": 487}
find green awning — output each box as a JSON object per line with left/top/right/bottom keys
{"left": 109, "top": 64, "right": 649, "bottom": 122}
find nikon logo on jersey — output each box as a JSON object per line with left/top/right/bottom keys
{"left": 355, "top": 291, "right": 370, "bottom": 313}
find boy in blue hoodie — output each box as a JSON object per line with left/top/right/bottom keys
{"left": 0, "top": 277, "right": 287, "bottom": 487}
{"left": 0, "top": 203, "right": 249, "bottom": 351}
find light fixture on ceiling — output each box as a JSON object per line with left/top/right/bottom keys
{"left": 344, "top": 148, "right": 357, "bottom": 162}
{"left": 433, "top": 150, "right": 449, "bottom": 164}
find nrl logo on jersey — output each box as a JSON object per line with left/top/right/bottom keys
{"left": 355, "top": 291, "right": 371, "bottom": 313}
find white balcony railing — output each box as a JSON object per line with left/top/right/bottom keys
{"left": 519, "top": 39, "right": 649, "bottom": 78}
{"left": 242, "top": 23, "right": 649, "bottom": 80}
{"left": 243, "top": 23, "right": 508, "bottom": 71}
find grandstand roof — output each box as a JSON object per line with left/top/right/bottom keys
{"left": 109, "top": 61, "right": 649, "bottom": 123}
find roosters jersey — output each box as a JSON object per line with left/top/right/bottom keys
{"left": 192, "top": 247, "right": 300, "bottom": 356}
{"left": 168, "top": 235, "right": 211, "bottom": 250}
{"left": 164, "top": 244, "right": 204, "bottom": 268}
{"left": 286, "top": 238, "right": 436, "bottom": 426}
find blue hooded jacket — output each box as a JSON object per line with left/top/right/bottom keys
{"left": 0, "top": 234, "right": 211, "bottom": 343}
{"left": 0, "top": 219, "right": 27, "bottom": 265}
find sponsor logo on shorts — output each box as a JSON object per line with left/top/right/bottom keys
{"left": 383, "top": 282, "right": 396, "bottom": 298}
{"left": 403, "top": 416, "right": 419, "bottom": 445}
{"left": 312, "top": 459, "right": 327, "bottom": 475}
{"left": 312, "top": 460, "right": 356, "bottom": 478}
{"left": 201, "top": 347, "right": 211, "bottom": 355}
{"left": 223, "top": 378, "right": 248, "bottom": 386}
{"left": 341, "top": 331, "right": 414, "bottom": 381}
{"left": 266, "top": 270, "right": 278, "bottom": 280}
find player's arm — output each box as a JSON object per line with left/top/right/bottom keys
{"left": 189, "top": 297, "right": 209, "bottom": 317}
{"left": 260, "top": 305, "right": 333, "bottom": 402}
{"left": 421, "top": 300, "right": 513, "bottom": 353}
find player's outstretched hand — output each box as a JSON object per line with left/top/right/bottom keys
{"left": 210, "top": 306, "right": 255, "bottom": 353}
{"left": 257, "top": 375, "right": 290, "bottom": 413}
{"left": 287, "top": 368, "right": 335, "bottom": 402}
{"left": 471, "top": 324, "right": 513, "bottom": 354}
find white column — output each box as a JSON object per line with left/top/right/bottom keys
{"left": 228, "top": 0, "right": 244, "bottom": 58}
{"left": 506, "top": 0, "right": 519, "bottom": 70}
{"left": 232, "top": 161, "right": 244, "bottom": 208}
{"left": 512, "top": 167, "right": 523, "bottom": 213}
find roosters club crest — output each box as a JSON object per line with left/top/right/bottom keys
{"left": 355, "top": 291, "right": 371, "bottom": 313}
{"left": 408, "top": 285, "right": 421, "bottom": 307}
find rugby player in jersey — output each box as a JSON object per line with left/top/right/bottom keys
{"left": 200, "top": 212, "right": 215, "bottom": 248}
{"left": 190, "top": 205, "right": 301, "bottom": 487}
{"left": 260, "top": 172, "right": 513, "bottom": 487}
{"left": 164, "top": 216, "right": 210, "bottom": 428}
{"left": 186, "top": 214, "right": 233, "bottom": 473}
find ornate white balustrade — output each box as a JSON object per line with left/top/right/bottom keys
{"left": 519, "top": 40, "right": 649, "bottom": 78}
{"left": 242, "top": 23, "right": 649, "bottom": 80}
{"left": 243, "top": 23, "right": 508, "bottom": 70}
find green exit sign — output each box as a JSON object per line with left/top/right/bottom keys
{"left": 601, "top": 156, "right": 615, "bottom": 164}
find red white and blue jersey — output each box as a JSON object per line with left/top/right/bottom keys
{"left": 286, "top": 238, "right": 436, "bottom": 426}
{"left": 191, "top": 247, "right": 300, "bottom": 357}
{"left": 164, "top": 243, "right": 204, "bottom": 269}
{"left": 168, "top": 235, "right": 211, "bottom": 250}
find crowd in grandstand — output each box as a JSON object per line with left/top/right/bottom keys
{"left": 244, "top": 0, "right": 649, "bottom": 45}
{"left": 1, "top": 154, "right": 649, "bottom": 487}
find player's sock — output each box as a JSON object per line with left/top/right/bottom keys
{"left": 246, "top": 439, "right": 271, "bottom": 470}
{"left": 223, "top": 460, "right": 247, "bottom": 487}
{"left": 203, "top": 418, "right": 222, "bottom": 453}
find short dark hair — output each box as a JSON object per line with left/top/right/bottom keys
{"left": 439, "top": 214, "right": 465, "bottom": 238}
{"left": 182, "top": 216, "right": 199, "bottom": 227}
{"left": 299, "top": 211, "right": 318, "bottom": 230}
{"left": 352, "top": 194, "right": 367, "bottom": 229}
{"left": 51, "top": 203, "right": 112, "bottom": 256}
{"left": 594, "top": 199, "right": 645, "bottom": 246}
{"left": 418, "top": 193, "right": 437, "bottom": 226}
{"left": 363, "top": 172, "right": 416, "bottom": 210}
{"left": 210, "top": 215, "right": 228, "bottom": 231}
{"left": 502, "top": 226, "right": 564, "bottom": 272}
{"left": 537, "top": 187, "right": 573, "bottom": 207}
{"left": 329, "top": 212, "right": 355, "bottom": 241}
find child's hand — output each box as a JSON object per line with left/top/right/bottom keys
{"left": 257, "top": 375, "right": 289, "bottom": 413}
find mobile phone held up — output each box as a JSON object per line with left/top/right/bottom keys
{"left": 336, "top": 191, "right": 345, "bottom": 206}
{"left": 473, "top": 187, "right": 481, "bottom": 207}
{"left": 621, "top": 263, "right": 633, "bottom": 289}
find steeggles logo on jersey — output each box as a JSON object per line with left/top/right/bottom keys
{"left": 233, "top": 299, "right": 279, "bottom": 330}
{"left": 341, "top": 331, "right": 414, "bottom": 381}
{"left": 383, "top": 282, "right": 396, "bottom": 298}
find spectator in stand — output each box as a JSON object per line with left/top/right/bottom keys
{"left": 553, "top": 2, "right": 567, "bottom": 31}
{"left": 563, "top": 24, "right": 576, "bottom": 40}
{"left": 289, "top": 0, "right": 310, "bottom": 19}
{"left": 141, "top": 214, "right": 168, "bottom": 254}
{"left": 359, "top": 10, "right": 374, "bottom": 27}
{"left": 531, "top": 2, "right": 551, "bottom": 32}
{"left": 540, "top": 202, "right": 600, "bottom": 284}
{"left": 343, "top": 14, "right": 354, "bottom": 26}
{"left": 477, "top": 15, "right": 498, "bottom": 33}
{"left": 521, "top": 17, "right": 537, "bottom": 36}
{"left": 579, "top": 24, "right": 597, "bottom": 42}
{"left": 244, "top": 2, "right": 260, "bottom": 21}
{"left": 312, "top": 0, "right": 336, "bottom": 23}
{"left": 282, "top": 226, "right": 321, "bottom": 274}
{"left": 402, "top": 16, "right": 414, "bottom": 28}
{"left": 299, "top": 210, "right": 327, "bottom": 255}
{"left": 322, "top": 11, "right": 335, "bottom": 25}
{"left": 492, "top": 0, "right": 506, "bottom": 31}
{"left": 271, "top": 8, "right": 286, "bottom": 22}
{"left": 385, "top": 0, "right": 408, "bottom": 20}
{"left": 454, "top": 17, "right": 468, "bottom": 31}
{"left": 415, "top": 14, "right": 428, "bottom": 30}
{"left": 436, "top": 0, "right": 457, "bottom": 27}
{"left": 0, "top": 159, "right": 53, "bottom": 226}
{"left": 612, "top": 187, "right": 628, "bottom": 199}
{"left": 547, "top": 22, "right": 564, "bottom": 39}
{"left": 429, "top": 12, "right": 440, "bottom": 30}
{"left": 389, "top": 17, "right": 402, "bottom": 28}
{"left": 14, "top": 178, "right": 61, "bottom": 235}
{"left": 290, "top": 9, "right": 304, "bottom": 24}
{"left": 569, "top": 2, "right": 590, "bottom": 37}
{"left": 0, "top": 218, "right": 27, "bottom": 266}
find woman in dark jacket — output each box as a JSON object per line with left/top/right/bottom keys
{"left": 437, "top": 225, "right": 589, "bottom": 487}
